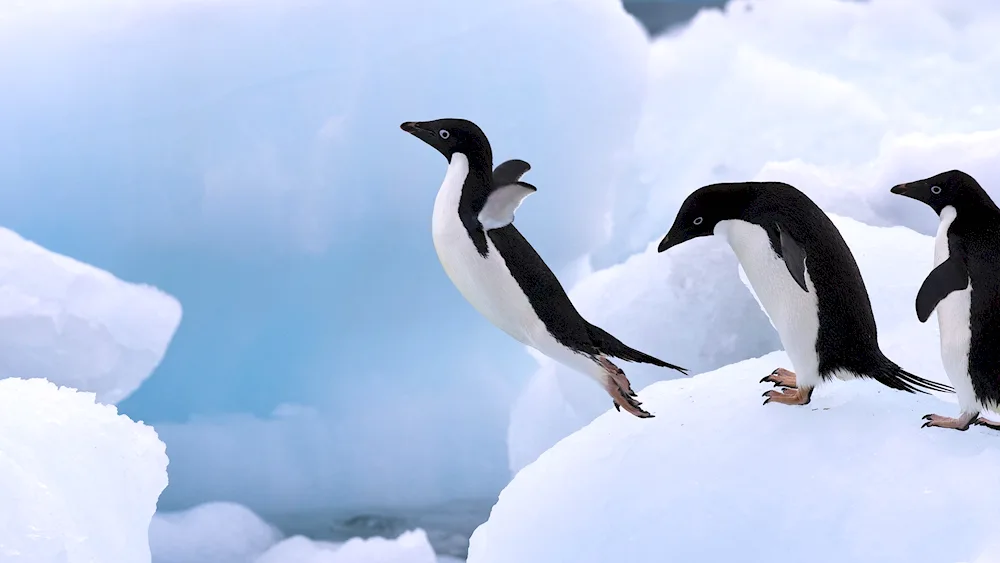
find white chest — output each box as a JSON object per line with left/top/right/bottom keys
{"left": 932, "top": 206, "right": 977, "bottom": 409}
{"left": 430, "top": 154, "right": 545, "bottom": 347}
{"left": 717, "top": 220, "right": 821, "bottom": 381}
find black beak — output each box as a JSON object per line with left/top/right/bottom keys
{"left": 657, "top": 234, "right": 673, "bottom": 253}
{"left": 890, "top": 183, "right": 910, "bottom": 196}
{"left": 400, "top": 121, "right": 425, "bottom": 135}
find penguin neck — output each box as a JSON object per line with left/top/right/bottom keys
{"left": 440, "top": 152, "right": 494, "bottom": 257}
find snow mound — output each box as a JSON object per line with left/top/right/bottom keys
{"left": 256, "top": 529, "right": 437, "bottom": 563}
{"left": 508, "top": 236, "right": 780, "bottom": 473}
{"left": 508, "top": 212, "right": 941, "bottom": 474}
{"left": 150, "top": 502, "right": 283, "bottom": 563}
{"left": 0, "top": 377, "right": 168, "bottom": 563}
{"left": 471, "top": 352, "right": 1000, "bottom": 563}
{"left": 0, "top": 228, "right": 182, "bottom": 404}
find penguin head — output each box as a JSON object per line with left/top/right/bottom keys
{"left": 890, "top": 170, "right": 991, "bottom": 216}
{"left": 658, "top": 183, "right": 756, "bottom": 252}
{"left": 401, "top": 118, "right": 492, "bottom": 164}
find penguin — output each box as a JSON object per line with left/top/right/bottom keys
{"left": 891, "top": 170, "right": 1000, "bottom": 431}
{"left": 400, "top": 118, "right": 687, "bottom": 418}
{"left": 657, "top": 181, "right": 954, "bottom": 406}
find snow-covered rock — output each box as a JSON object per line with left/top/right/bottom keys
{"left": 150, "top": 502, "right": 283, "bottom": 563}
{"left": 470, "top": 351, "right": 999, "bottom": 563}
{"left": 0, "top": 228, "right": 182, "bottom": 404}
{"left": 0, "top": 378, "right": 168, "bottom": 563}
{"left": 256, "top": 529, "right": 437, "bottom": 563}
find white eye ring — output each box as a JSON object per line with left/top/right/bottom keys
{"left": 693, "top": 216, "right": 704, "bottom": 226}
{"left": 930, "top": 185, "right": 942, "bottom": 195}
{"left": 439, "top": 129, "right": 450, "bottom": 139}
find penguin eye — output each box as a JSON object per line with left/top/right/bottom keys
{"left": 439, "top": 129, "right": 450, "bottom": 140}
{"left": 930, "top": 185, "right": 942, "bottom": 195}
{"left": 693, "top": 216, "right": 704, "bottom": 226}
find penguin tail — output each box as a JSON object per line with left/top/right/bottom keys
{"left": 585, "top": 322, "right": 688, "bottom": 375}
{"left": 869, "top": 356, "right": 954, "bottom": 394}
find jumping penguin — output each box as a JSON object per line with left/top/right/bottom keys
{"left": 891, "top": 170, "right": 1000, "bottom": 431}
{"left": 658, "top": 181, "right": 954, "bottom": 406}
{"left": 401, "top": 118, "right": 687, "bottom": 417}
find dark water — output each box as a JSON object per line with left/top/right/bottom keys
{"left": 270, "top": 498, "right": 495, "bottom": 560}
{"left": 623, "top": 0, "right": 729, "bottom": 36}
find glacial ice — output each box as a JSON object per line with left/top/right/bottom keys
{"left": 257, "top": 530, "right": 437, "bottom": 563}
{"left": 0, "top": 227, "right": 181, "bottom": 404}
{"left": 0, "top": 378, "right": 168, "bottom": 563}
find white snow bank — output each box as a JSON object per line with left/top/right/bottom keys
{"left": 508, "top": 236, "right": 780, "bottom": 474}
{"left": 0, "top": 228, "right": 182, "bottom": 404}
{"left": 614, "top": 0, "right": 1000, "bottom": 259}
{"left": 256, "top": 529, "right": 437, "bottom": 563}
{"left": 150, "top": 502, "right": 283, "bottom": 563}
{"left": 0, "top": 378, "right": 168, "bottom": 563}
{"left": 472, "top": 351, "right": 999, "bottom": 563}
{"left": 508, "top": 212, "right": 942, "bottom": 474}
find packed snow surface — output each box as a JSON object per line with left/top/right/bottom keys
{"left": 0, "top": 227, "right": 181, "bottom": 404}
{"left": 150, "top": 502, "right": 283, "bottom": 563}
{"left": 471, "top": 351, "right": 998, "bottom": 563}
{"left": 0, "top": 378, "right": 168, "bottom": 563}
{"left": 509, "top": 213, "right": 940, "bottom": 472}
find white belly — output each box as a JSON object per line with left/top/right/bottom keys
{"left": 718, "top": 220, "right": 822, "bottom": 386}
{"left": 430, "top": 154, "right": 551, "bottom": 350}
{"left": 932, "top": 206, "right": 978, "bottom": 412}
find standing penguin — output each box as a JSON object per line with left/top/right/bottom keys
{"left": 891, "top": 170, "right": 1000, "bottom": 431}
{"left": 658, "top": 181, "right": 953, "bottom": 406}
{"left": 401, "top": 118, "right": 686, "bottom": 417}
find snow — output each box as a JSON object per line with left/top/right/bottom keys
{"left": 0, "top": 227, "right": 182, "bottom": 404}
{"left": 257, "top": 530, "right": 437, "bottom": 563}
{"left": 0, "top": 378, "right": 168, "bottom": 563}
{"left": 150, "top": 502, "right": 283, "bottom": 563}
{"left": 470, "top": 350, "right": 998, "bottom": 563}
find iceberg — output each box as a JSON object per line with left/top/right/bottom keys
{"left": 150, "top": 502, "right": 283, "bottom": 563}
{"left": 0, "top": 227, "right": 181, "bottom": 404}
{"left": 257, "top": 530, "right": 437, "bottom": 563}
{"left": 0, "top": 378, "right": 168, "bottom": 563}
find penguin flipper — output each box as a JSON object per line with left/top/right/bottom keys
{"left": 478, "top": 182, "right": 537, "bottom": 230}
{"left": 915, "top": 255, "right": 969, "bottom": 323}
{"left": 776, "top": 223, "right": 809, "bottom": 293}
{"left": 492, "top": 159, "right": 531, "bottom": 187}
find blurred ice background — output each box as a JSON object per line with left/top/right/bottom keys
{"left": 2, "top": 0, "right": 1000, "bottom": 560}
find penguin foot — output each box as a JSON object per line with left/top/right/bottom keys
{"left": 972, "top": 417, "right": 1000, "bottom": 431}
{"left": 920, "top": 413, "right": 974, "bottom": 431}
{"left": 760, "top": 368, "right": 797, "bottom": 389}
{"left": 762, "top": 386, "right": 813, "bottom": 406}
{"left": 600, "top": 357, "right": 652, "bottom": 418}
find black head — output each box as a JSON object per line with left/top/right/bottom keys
{"left": 658, "top": 182, "right": 757, "bottom": 252}
{"left": 890, "top": 169, "right": 996, "bottom": 216}
{"left": 400, "top": 118, "right": 492, "bottom": 166}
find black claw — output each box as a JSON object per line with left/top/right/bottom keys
{"left": 614, "top": 401, "right": 621, "bottom": 412}
{"left": 763, "top": 398, "right": 771, "bottom": 405}
{"left": 922, "top": 414, "right": 933, "bottom": 420}
{"left": 762, "top": 390, "right": 772, "bottom": 397}
{"left": 759, "top": 375, "right": 770, "bottom": 384}
{"left": 921, "top": 422, "right": 930, "bottom": 428}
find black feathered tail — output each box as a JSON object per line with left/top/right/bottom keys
{"left": 585, "top": 323, "right": 688, "bottom": 375}
{"left": 868, "top": 355, "right": 954, "bottom": 394}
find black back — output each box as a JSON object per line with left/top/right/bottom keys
{"left": 403, "top": 118, "right": 680, "bottom": 369}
